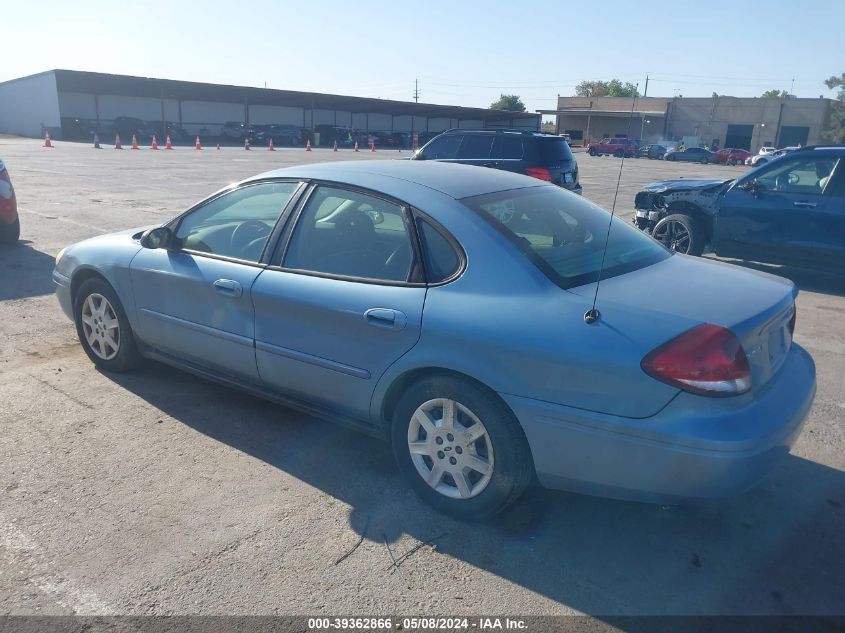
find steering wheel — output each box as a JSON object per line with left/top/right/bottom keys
{"left": 230, "top": 220, "right": 270, "bottom": 257}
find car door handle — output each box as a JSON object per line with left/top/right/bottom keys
{"left": 364, "top": 308, "right": 407, "bottom": 330}
{"left": 481, "top": 162, "right": 498, "bottom": 167}
{"left": 793, "top": 201, "right": 817, "bottom": 209}
{"left": 213, "top": 279, "right": 243, "bottom": 297}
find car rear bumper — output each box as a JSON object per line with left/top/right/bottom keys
{"left": 53, "top": 269, "right": 74, "bottom": 320}
{"left": 503, "top": 343, "right": 815, "bottom": 503}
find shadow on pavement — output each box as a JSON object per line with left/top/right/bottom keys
{"left": 106, "top": 363, "right": 845, "bottom": 616}
{"left": 708, "top": 256, "right": 845, "bottom": 298}
{"left": 0, "top": 240, "right": 56, "bottom": 301}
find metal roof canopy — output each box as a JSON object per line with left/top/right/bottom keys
{"left": 537, "top": 108, "right": 665, "bottom": 119}
{"left": 48, "top": 70, "right": 538, "bottom": 123}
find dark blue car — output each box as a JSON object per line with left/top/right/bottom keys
{"left": 633, "top": 146, "right": 844, "bottom": 271}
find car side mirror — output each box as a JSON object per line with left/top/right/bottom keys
{"left": 140, "top": 226, "right": 177, "bottom": 249}
{"left": 739, "top": 179, "right": 762, "bottom": 198}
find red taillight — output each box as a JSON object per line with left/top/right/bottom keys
{"left": 788, "top": 305, "right": 796, "bottom": 336}
{"left": 641, "top": 324, "right": 751, "bottom": 397}
{"left": 525, "top": 167, "right": 552, "bottom": 181}
{"left": 0, "top": 168, "right": 16, "bottom": 223}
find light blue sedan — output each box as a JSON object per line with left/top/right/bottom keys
{"left": 53, "top": 161, "right": 816, "bottom": 518}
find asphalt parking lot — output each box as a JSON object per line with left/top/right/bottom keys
{"left": 1, "top": 137, "right": 843, "bottom": 618}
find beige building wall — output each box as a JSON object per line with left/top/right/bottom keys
{"left": 555, "top": 95, "right": 832, "bottom": 151}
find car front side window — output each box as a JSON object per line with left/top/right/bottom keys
{"left": 419, "top": 135, "right": 462, "bottom": 160}
{"left": 175, "top": 181, "right": 299, "bottom": 263}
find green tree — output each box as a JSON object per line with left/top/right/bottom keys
{"left": 575, "top": 79, "right": 640, "bottom": 98}
{"left": 761, "top": 89, "right": 790, "bottom": 98}
{"left": 489, "top": 94, "right": 526, "bottom": 112}
{"left": 822, "top": 73, "right": 845, "bottom": 143}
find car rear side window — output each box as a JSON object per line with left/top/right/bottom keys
{"left": 464, "top": 186, "right": 669, "bottom": 289}
{"left": 458, "top": 135, "right": 494, "bottom": 159}
{"left": 491, "top": 136, "right": 524, "bottom": 160}
{"left": 416, "top": 218, "right": 461, "bottom": 282}
{"left": 420, "top": 135, "right": 462, "bottom": 159}
{"left": 538, "top": 139, "right": 574, "bottom": 163}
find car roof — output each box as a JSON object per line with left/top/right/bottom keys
{"left": 249, "top": 160, "right": 548, "bottom": 199}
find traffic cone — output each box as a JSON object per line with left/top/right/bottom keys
{"left": 114, "top": 133, "right": 123, "bottom": 149}
{"left": 131, "top": 134, "right": 140, "bottom": 150}
{"left": 305, "top": 140, "right": 312, "bottom": 151}
{"left": 151, "top": 135, "right": 159, "bottom": 150}
{"left": 216, "top": 143, "right": 221, "bottom": 150}
{"left": 244, "top": 138, "right": 251, "bottom": 150}
{"left": 333, "top": 140, "right": 338, "bottom": 152}
{"left": 195, "top": 136, "right": 202, "bottom": 150}
{"left": 353, "top": 141, "right": 359, "bottom": 152}
{"left": 43, "top": 131, "right": 54, "bottom": 148}
{"left": 164, "top": 135, "right": 173, "bottom": 149}
{"left": 268, "top": 138, "right": 275, "bottom": 151}
{"left": 93, "top": 134, "right": 101, "bottom": 149}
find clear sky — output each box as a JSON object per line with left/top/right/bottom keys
{"left": 3, "top": 0, "right": 842, "bottom": 119}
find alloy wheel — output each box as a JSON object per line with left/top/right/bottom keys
{"left": 80, "top": 293, "right": 120, "bottom": 360}
{"left": 407, "top": 398, "right": 494, "bottom": 500}
{"left": 654, "top": 220, "right": 691, "bottom": 253}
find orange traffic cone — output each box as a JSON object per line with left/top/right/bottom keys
{"left": 244, "top": 138, "right": 251, "bottom": 150}
{"left": 195, "top": 136, "right": 202, "bottom": 150}
{"left": 93, "top": 134, "right": 101, "bottom": 149}
{"left": 131, "top": 134, "right": 140, "bottom": 149}
{"left": 268, "top": 138, "right": 275, "bottom": 151}
{"left": 114, "top": 133, "right": 123, "bottom": 149}
{"left": 43, "top": 131, "right": 54, "bottom": 148}
{"left": 216, "top": 143, "right": 221, "bottom": 150}
{"left": 305, "top": 140, "right": 312, "bottom": 151}
{"left": 151, "top": 135, "right": 159, "bottom": 150}
{"left": 164, "top": 135, "right": 173, "bottom": 149}
{"left": 333, "top": 140, "right": 338, "bottom": 152}
{"left": 353, "top": 141, "right": 359, "bottom": 152}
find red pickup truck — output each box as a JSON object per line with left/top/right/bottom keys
{"left": 587, "top": 138, "right": 637, "bottom": 157}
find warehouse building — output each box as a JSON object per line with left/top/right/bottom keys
{"left": 540, "top": 95, "right": 834, "bottom": 150}
{"left": 0, "top": 69, "right": 540, "bottom": 143}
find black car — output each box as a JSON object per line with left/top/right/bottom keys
{"left": 251, "top": 124, "right": 305, "bottom": 147}
{"left": 412, "top": 129, "right": 581, "bottom": 194}
{"left": 638, "top": 144, "right": 667, "bottom": 159}
{"left": 632, "top": 145, "right": 844, "bottom": 270}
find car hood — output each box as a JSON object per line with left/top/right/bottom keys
{"left": 641, "top": 178, "right": 732, "bottom": 193}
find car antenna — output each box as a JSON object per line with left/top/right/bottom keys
{"left": 584, "top": 88, "right": 640, "bottom": 325}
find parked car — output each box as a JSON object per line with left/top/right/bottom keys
{"left": 252, "top": 124, "right": 305, "bottom": 147}
{"left": 111, "top": 117, "right": 156, "bottom": 141}
{"left": 60, "top": 117, "right": 100, "bottom": 142}
{"left": 221, "top": 121, "right": 249, "bottom": 142}
{"left": 632, "top": 146, "right": 843, "bottom": 269}
{"left": 413, "top": 129, "right": 581, "bottom": 194}
{"left": 53, "top": 160, "right": 815, "bottom": 518}
{"left": 664, "top": 146, "right": 717, "bottom": 163}
{"left": 314, "top": 125, "right": 357, "bottom": 147}
{"left": 747, "top": 146, "right": 800, "bottom": 167}
{"left": 638, "top": 144, "right": 667, "bottom": 159}
{"left": 714, "top": 148, "right": 752, "bottom": 165}
{"left": 0, "top": 159, "right": 19, "bottom": 244}
{"left": 146, "top": 121, "right": 189, "bottom": 143}
{"left": 587, "top": 137, "right": 637, "bottom": 157}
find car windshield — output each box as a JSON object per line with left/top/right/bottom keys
{"left": 463, "top": 186, "right": 670, "bottom": 289}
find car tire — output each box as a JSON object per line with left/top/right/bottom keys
{"left": 588, "top": 148, "right": 597, "bottom": 156}
{"left": 74, "top": 277, "right": 140, "bottom": 372}
{"left": 700, "top": 157, "right": 709, "bottom": 164}
{"left": 614, "top": 150, "right": 624, "bottom": 158}
{"left": 391, "top": 375, "right": 534, "bottom": 520}
{"left": 0, "top": 217, "right": 20, "bottom": 244}
{"left": 652, "top": 213, "right": 705, "bottom": 256}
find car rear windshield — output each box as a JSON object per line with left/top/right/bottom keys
{"left": 463, "top": 186, "right": 669, "bottom": 289}
{"left": 537, "top": 139, "right": 574, "bottom": 163}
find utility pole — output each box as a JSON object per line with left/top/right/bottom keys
{"left": 413, "top": 79, "right": 420, "bottom": 103}
{"left": 790, "top": 77, "right": 795, "bottom": 96}
{"left": 643, "top": 74, "right": 649, "bottom": 98}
